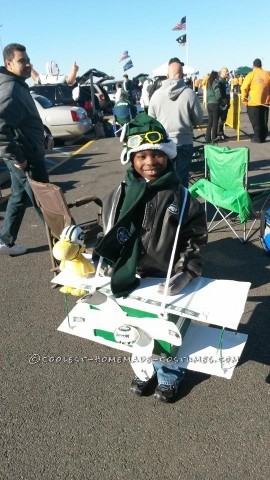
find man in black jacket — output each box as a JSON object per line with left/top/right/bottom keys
{"left": 0, "top": 43, "right": 49, "bottom": 255}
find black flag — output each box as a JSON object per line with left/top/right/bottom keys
{"left": 176, "top": 34, "right": 186, "bottom": 46}
{"left": 123, "top": 59, "right": 133, "bottom": 71}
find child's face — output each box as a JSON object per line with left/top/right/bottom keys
{"left": 132, "top": 150, "right": 168, "bottom": 181}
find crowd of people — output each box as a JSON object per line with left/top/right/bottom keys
{"left": 203, "top": 59, "right": 270, "bottom": 144}
{"left": 115, "top": 58, "right": 270, "bottom": 148}
{"left": 0, "top": 42, "right": 269, "bottom": 403}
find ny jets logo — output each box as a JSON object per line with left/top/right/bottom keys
{"left": 168, "top": 204, "right": 179, "bottom": 215}
{"left": 117, "top": 227, "right": 131, "bottom": 245}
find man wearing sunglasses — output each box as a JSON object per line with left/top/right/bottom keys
{"left": 95, "top": 113, "right": 207, "bottom": 403}
{"left": 148, "top": 58, "right": 203, "bottom": 187}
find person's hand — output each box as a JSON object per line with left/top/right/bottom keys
{"left": 30, "top": 64, "right": 40, "bottom": 82}
{"left": 14, "top": 160, "right": 27, "bottom": 170}
{"left": 158, "top": 272, "right": 193, "bottom": 296}
{"left": 72, "top": 61, "right": 79, "bottom": 74}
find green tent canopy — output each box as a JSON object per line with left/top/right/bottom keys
{"left": 234, "top": 66, "right": 252, "bottom": 75}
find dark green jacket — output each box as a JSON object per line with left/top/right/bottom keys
{"left": 206, "top": 79, "right": 221, "bottom": 104}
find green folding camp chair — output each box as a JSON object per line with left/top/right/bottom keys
{"left": 189, "top": 144, "right": 266, "bottom": 242}
{"left": 189, "top": 134, "right": 206, "bottom": 186}
{"left": 112, "top": 106, "right": 132, "bottom": 136}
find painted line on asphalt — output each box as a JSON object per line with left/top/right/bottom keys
{"left": 70, "top": 139, "right": 95, "bottom": 156}
{"left": 48, "top": 139, "right": 95, "bottom": 173}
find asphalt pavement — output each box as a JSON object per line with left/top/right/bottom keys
{"left": 0, "top": 108, "right": 270, "bottom": 480}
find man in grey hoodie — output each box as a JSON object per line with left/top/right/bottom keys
{"left": 148, "top": 60, "right": 203, "bottom": 187}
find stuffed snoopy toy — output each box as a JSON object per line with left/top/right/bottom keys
{"left": 52, "top": 226, "right": 95, "bottom": 296}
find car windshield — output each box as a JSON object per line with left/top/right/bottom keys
{"left": 30, "top": 85, "right": 76, "bottom": 106}
{"left": 33, "top": 95, "right": 53, "bottom": 109}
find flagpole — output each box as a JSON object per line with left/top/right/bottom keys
{"left": 0, "top": 25, "right": 3, "bottom": 59}
{"left": 186, "top": 17, "right": 189, "bottom": 67}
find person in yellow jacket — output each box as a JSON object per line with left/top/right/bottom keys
{"left": 232, "top": 76, "right": 239, "bottom": 93}
{"left": 193, "top": 76, "right": 200, "bottom": 95}
{"left": 201, "top": 74, "right": 209, "bottom": 87}
{"left": 238, "top": 75, "right": 244, "bottom": 88}
{"left": 241, "top": 58, "right": 270, "bottom": 143}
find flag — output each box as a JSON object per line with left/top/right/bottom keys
{"left": 119, "top": 51, "right": 129, "bottom": 62}
{"left": 172, "top": 16, "right": 186, "bottom": 31}
{"left": 123, "top": 59, "right": 133, "bottom": 71}
{"left": 176, "top": 34, "right": 186, "bottom": 46}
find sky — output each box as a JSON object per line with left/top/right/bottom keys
{"left": 0, "top": 0, "right": 270, "bottom": 83}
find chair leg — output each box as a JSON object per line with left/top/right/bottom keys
{"left": 208, "top": 209, "right": 220, "bottom": 230}
{"left": 113, "top": 122, "right": 122, "bottom": 137}
{"left": 45, "top": 224, "right": 60, "bottom": 275}
{"left": 208, "top": 207, "right": 245, "bottom": 242}
{"left": 244, "top": 191, "right": 270, "bottom": 241}
{"left": 243, "top": 217, "right": 259, "bottom": 242}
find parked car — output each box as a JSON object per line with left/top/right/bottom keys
{"left": 93, "top": 81, "right": 114, "bottom": 113}
{"left": 30, "top": 83, "right": 101, "bottom": 122}
{"left": 76, "top": 80, "right": 114, "bottom": 114}
{"left": 31, "top": 94, "right": 92, "bottom": 141}
{"left": 101, "top": 75, "right": 146, "bottom": 104}
{"left": 30, "top": 68, "right": 114, "bottom": 118}
{"left": 74, "top": 67, "right": 114, "bottom": 114}
{"left": 100, "top": 79, "right": 123, "bottom": 102}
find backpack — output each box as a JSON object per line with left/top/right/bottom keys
{"left": 259, "top": 207, "right": 270, "bottom": 254}
{"left": 148, "top": 77, "right": 165, "bottom": 99}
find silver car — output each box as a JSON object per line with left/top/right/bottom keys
{"left": 31, "top": 94, "right": 92, "bottom": 141}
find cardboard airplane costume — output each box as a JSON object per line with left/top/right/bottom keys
{"left": 53, "top": 113, "right": 249, "bottom": 385}
{"left": 53, "top": 229, "right": 249, "bottom": 382}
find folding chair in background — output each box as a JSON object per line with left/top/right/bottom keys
{"left": 189, "top": 145, "right": 259, "bottom": 242}
{"left": 112, "top": 106, "right": 132, "bottom": 136}
{"left": 28, "top": 177, "right": 103, "bottom": 274}
{"left": 189, "top": 134, "right": 206, "bottom": 186}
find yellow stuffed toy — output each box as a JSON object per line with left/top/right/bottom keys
{"left": 53, "top": 226, "right": 95, "bottom": 296}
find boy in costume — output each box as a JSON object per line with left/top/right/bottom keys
{"left": 95, "top": 113, "right": 207, "bottom": 402}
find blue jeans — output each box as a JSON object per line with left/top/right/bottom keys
{"left": 0, "top": 159, "right": 49, "bottom": 246}
{"left": 153, "top": 357, "right": 185, "bottom": 387}
{"left": 174, "top": 144, "right": 194, "bottom": 188}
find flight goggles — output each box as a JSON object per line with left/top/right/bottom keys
{"left": 127, "top": 131, "right": 165, "bottom": 148}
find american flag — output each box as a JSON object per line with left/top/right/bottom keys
{"left": 119, "top": 51, "right": 130, "bottom": 62}
{"left": 172, "top": 16, "right": 186, "bottom": 31}
{"left": 176, "top": 34, "right": 187, "bottom": 46}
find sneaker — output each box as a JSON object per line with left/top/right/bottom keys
{"left": 154, "top": 384, "right": 180, "bottom": 403}
{"left": 130, "top": 375, "right": 157, "bottom": 397}
{"left": 0, "top": 242, "right": 27, "bottom": 255}
{"left": 217, "top": 133, "right": 228, "bottom": 140}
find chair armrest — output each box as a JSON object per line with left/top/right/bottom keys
{"left": 68, "top": 196, "right": 103, "bottom": 208}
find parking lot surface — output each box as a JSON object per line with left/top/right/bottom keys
{"left": 1, "top": 109, "right": 269, "bottom": 480}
